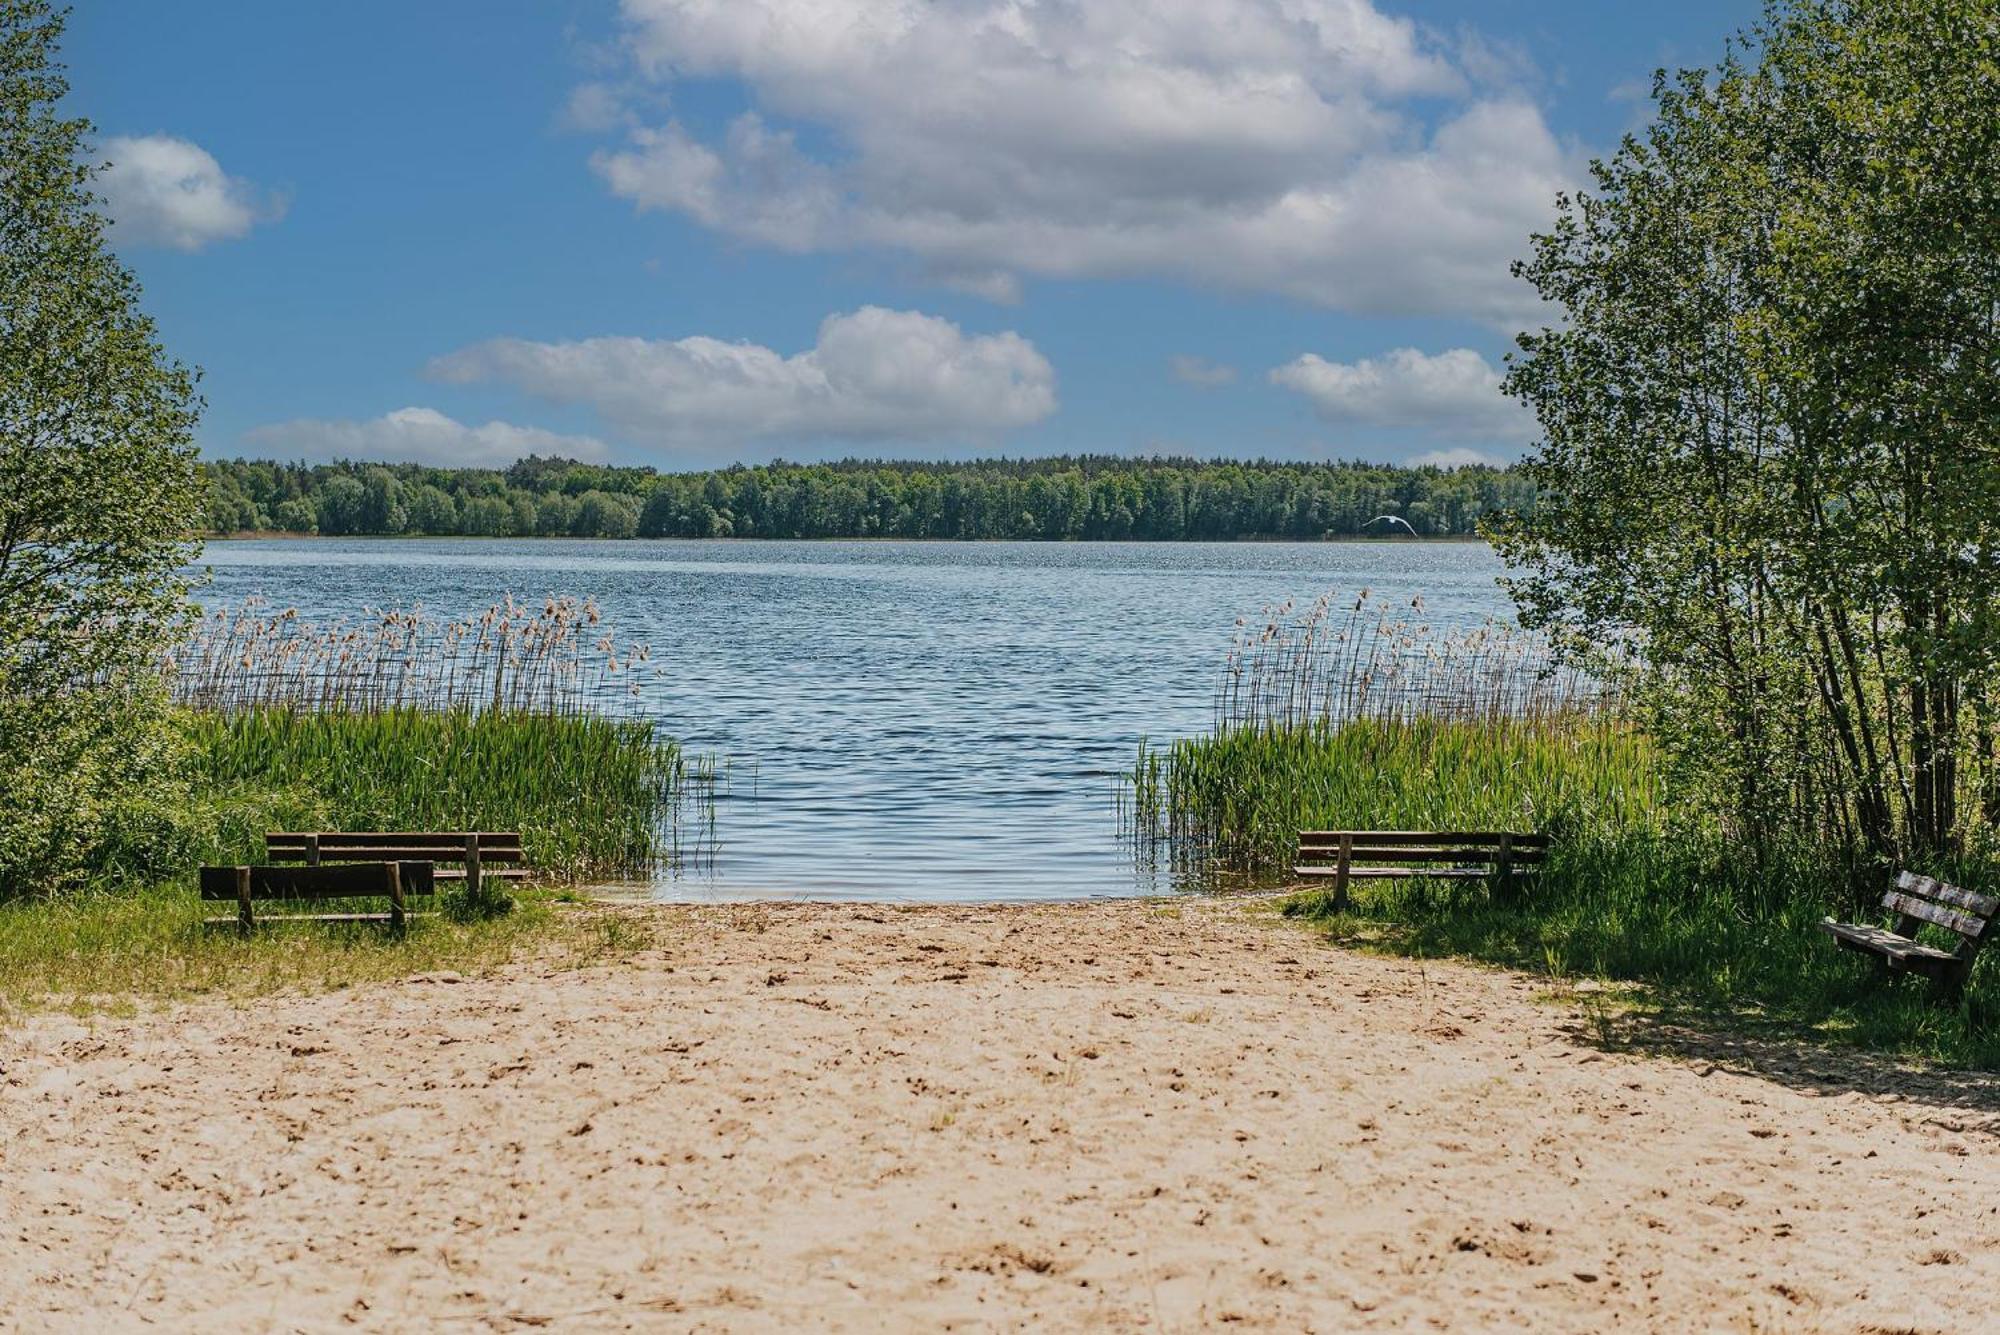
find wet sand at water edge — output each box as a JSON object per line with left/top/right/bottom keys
{"left": 4, "top": 899, "right": 1998, "bottom": 1331}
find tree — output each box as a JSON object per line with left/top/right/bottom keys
{"left": 405, "top": 483, "right": 458, "bottom": 534}
{"left": 1494, "top": 0, "right": 2000, "bottom": 868}
{"left": 0, "top": 1, "right": 207, "bottom": 891}
{"left": 314, "top": 475, "right": 366, "bottom": 535}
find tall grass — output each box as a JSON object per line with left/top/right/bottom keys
{"left": 1133, "top": 715, "right": 1662, "bottom": 878}
{"left": 162, "top": 598, "right": 700, "bottom": 881}
{"left": 186, "top": 707, "right": 687, "bottom": 879}
{"left": 1216, "top": 589, "right": 1610, "bottom": 732}
{"left": 171, "top": 596, "right": 656, "bottom": 715}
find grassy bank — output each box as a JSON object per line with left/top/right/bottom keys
{"left": 1134, "top": 716, "right": 2000, "bottom": 1068}
{"left": 0, "top": 886, "right": 672, "bottom": 1020}
{"left": 187, "top": 706, "right": 687, "bottom": 879}
{"left": 0, "top": 707, "right": 689, "bottom": 1021}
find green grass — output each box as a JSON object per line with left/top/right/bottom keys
{"left": 1136, "top": 717, "right": 2000, "bottom": 1069}
{"left": 185, "top": 706, "right": 688, "bottom": 879}
{"left": 0, "top": 705, "right": 695, "bottom": 1020}
{"left": 0, "top": 885, "right": 674, "bottom": 1022}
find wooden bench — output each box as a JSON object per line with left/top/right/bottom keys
{"left": 1820, "top": 870, "right": 1997, "bottom": 1004}
{"left": 266, "top": 831, "right": 528, "bottom": 904}
{"left": 1294, "top": 830, "right": 1547, "bottom": 910}
{"left": 200, "top": 861, "right": 435, "bottom": 933}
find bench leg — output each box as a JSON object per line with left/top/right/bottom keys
{"left": 1332, "top": 836, "right": 1352, "bottom": 914}
{"left": 1491, "top": 833, "right": 1516, "bottom": 906}
{"left": 386, "top": 861, "right": 407, "bottom": 935}
{"left": 1932, "top": 963, "right": 1969, "bottom": 1007}
{"left": 234, "top": 865, "right": 254, "bottom": 937}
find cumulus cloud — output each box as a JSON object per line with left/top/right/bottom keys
{"left": 243, "top": 407, "right": 610, "bottom": 467}
{"left": 1170, "top": 355, "right": 1238, "bottom": 388}
{"left": 428, "top": 306, "right": 1056, "bottom": 448}
{"left": 1270, "top": 347, "right": 1535, "bottom": 442}
{"left": 97, "top": 134, "right": 284, "bottom": 251}
{"left": 588, "top": 0, "right": 1572, "bottom": 323}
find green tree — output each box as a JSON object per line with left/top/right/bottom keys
{"left": 1494, "top": 0, "right": 2000, "bottom": 867}
{"left": 572, "top": 489, "right": 639, "bottom": 539}
{"left": 0, "top": 1, "right": 207, "bottom": 892}
{"left": 405, "top": 483, "right": 458, "bottom": 534}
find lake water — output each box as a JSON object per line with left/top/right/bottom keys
{"left": 198, "top": 539, "right": 1512, "bottom": 901}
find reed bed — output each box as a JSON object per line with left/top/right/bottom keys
{"left": 187, "top": 708, "right": 686, "bottom": 881}
{"left": 1216, "top": 590, "right": 1609, "bottom": 732}
{"left": 170, "top": 597, "right": 656, "bottom": 716}
{"left": 1132, "top": 715, "right": 1661, "bottom": 880}
{"left": 163, "top": 598, "right": 698, "bottom": 883}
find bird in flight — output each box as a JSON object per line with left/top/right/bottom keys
{"left": 1366, "top": 515, "right": 1418, "bottom": 536}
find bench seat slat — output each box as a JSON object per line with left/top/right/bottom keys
{"left": 1298, "top": 845, "right": 1547, "bottom": 862}
{"left": 1892, "top": 871, "right": 2000, "bottom": 918}
{"left": 200, "top": 863, "right": 436, "bottom": 901}
{"left": 1880, "top": 891, "right": 1986, "bottom": 939}
{"left": 269, "top": 846, "right": 526, "bottom": 864}
{"left": 268, "top": 831, "right": 521, "bottom": 844}
{"left": 1297, "top": 831, "right": 1548, "bottom": 846}
{"left": 1295, "top": 866, "right": 1512, "bottom": 880}
{"left": 1819, "top": 920, "right": 1960, "bottom": 975}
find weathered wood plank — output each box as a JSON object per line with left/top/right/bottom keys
{"left": 1880, "top": 891, "right": 1986, "bottom": 938}
{"left": 268, "top": 846, "right": 525, "bottom": 864}
{"left": 200, "top": 862, "right": 436, "bottom": 901}
{"left": 1297, "top": 831, "right": 1548, "bottom": 846}
{"left": 1298, "top": 845, "right": 1547, "bottom": 863}
{"left": 1819, "top": 920, "right": 1959, "bottom": 975}
{"left": 1295, "top": 866, "right": 1496, "bottom": 880}
{"left": 1893, "top": 871, "right": 2000, "bottom": 919}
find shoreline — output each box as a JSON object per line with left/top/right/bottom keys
{"left": 200, "top": 531, "right": 1496, "bottom": 545}
{"left": 5, "top": 898, "right": 1993, "bottom": 1330}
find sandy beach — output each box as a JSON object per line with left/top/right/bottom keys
{"left": 4, "top": 899, "right": 1997, "bottom": 1332}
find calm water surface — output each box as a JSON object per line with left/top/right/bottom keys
{"left": 198, "top": 539, "right": 1511, "bottom": 901}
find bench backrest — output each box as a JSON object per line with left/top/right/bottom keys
{"left": 1297, "top": 831, "right": 1548, "bottom": 865}
{"left": 200, "top": 861, "right": 436, "bottom": 903}
{"left": 267, "top": 831, "right": 524, "bottom": 865}
{"left": 1885, "top": 871, "right": 1999, "bottom": 949}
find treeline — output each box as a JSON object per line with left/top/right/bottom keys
{"left": 202, "top": 455, "right": 1533, "bottom": 541}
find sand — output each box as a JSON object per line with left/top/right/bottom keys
{"left": 3, "top": 899, "right": 1998, "bottom": 1332}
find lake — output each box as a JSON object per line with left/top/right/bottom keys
{"left": 198, "top": 539, "right": 1513, "bottom": 900}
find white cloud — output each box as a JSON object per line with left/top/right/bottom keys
{"left": 590, "top": 0, "right": 1573, "bottom": 323}
{"left": 1270, "top": 347, "right": 1535, "bottom": 441}
{"left": 428, "top": 306, "right": 1057, "bottom": 447}
{"left": 1170, "top": 355, "right": 1238, "bottom": 388}
{"left": 1410, "top": 446, "right": 1507, "bottom": 470}
{"left": 97, "top": 134, "right": 284, "bottom": 251}
{"left": 243, "top": 407, "right": 610, "bottom": 467}
{"left": 560, "top": 82, "right": 634, "bottom": 133}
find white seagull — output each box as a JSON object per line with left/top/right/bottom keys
{"left": 1366, "top": 515, "right": 1418, "bottom": 536}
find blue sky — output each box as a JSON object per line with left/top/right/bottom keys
{"left": 67, "top": 0, "right": 1759, "bottom": 471}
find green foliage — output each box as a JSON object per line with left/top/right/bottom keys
{"left": 200, "top": 454, "right": 1538, "bottom": 541}
{"left": 1134, "top": 716, "right": 1664, "bottom": 875}
{"left": 184, "top": 707, "right": 684, "bottom": 882}
{"left": 0, "top": 2, "right": 206, "bottom": 895}
{"left": 1493, "top": 0, "right": 2000, "bottom": 864}
{"left": 0, "top": 884, "right": 675, "bottom": 1020}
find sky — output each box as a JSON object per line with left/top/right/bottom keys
{"left": 66, "top": 0, "right": 1760, "bottom": 472}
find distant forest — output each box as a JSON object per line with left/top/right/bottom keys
{"left": 201, "top": 456, "right": 1534, "bottom": 541}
